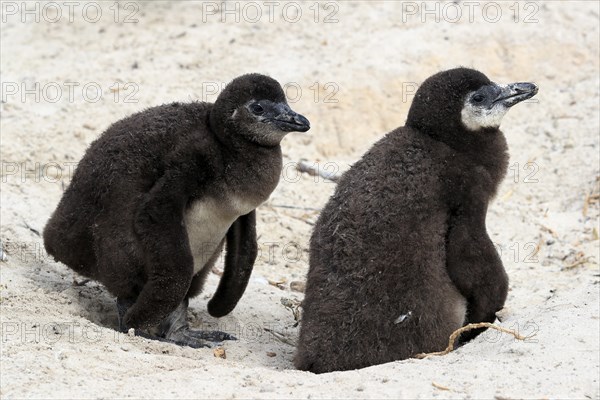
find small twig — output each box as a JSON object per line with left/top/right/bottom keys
{"left": 296, "top": 160, "right": 341, "bottom": 182}
{"left": 552, "top": 115, "right": 583, "bottom": 120}
{"left": 270, "top": 204, "right": 321, "bottom": 212}
{"left": 263, "top": 327, "right": 297, "bottom": 346}
{"left": 583, "top": 191, "right": 600, "bottom": 217}
{"left": 532, "top": 238, "right": 543, "bottom": 259}
{"left": 281, "top": 297, "right": 302, "bottom": 327}
{"left": 22, "top": 221, "right": 40, "bottom": 237}
{"left": 415, "top": 322, "right": 529, "bottom": 359}
{"left": 281, "top": 212, "right": 316, "bottom": 226}
{"left": 268, "top": 203, "right": 318, "bottom": 225}
{"left": 564, "top": 256, "right": 594, "bottom": 269}
{"left": 431, "top": 382, "right": 451, "bottom": 391}
{"left": 539, "top": 224, "right": 558, "bottom": 238}
{"left": 267, "top": 278, "right": 287, "bottom": 290}
{"left": 500, "top": 188, "right": 514, "bottom": 202}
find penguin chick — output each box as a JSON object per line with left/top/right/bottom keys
{"left": 43, "top": 73, "right": 310, "bottom": 348}
{"left": 295, "top": 67, "right": 537, "bottom": 373}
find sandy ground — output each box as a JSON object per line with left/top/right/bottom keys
{"left": 1, "top": 1, "right": 599, "bottom": 398}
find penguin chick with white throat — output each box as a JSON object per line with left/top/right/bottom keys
{"left": 295, "top": 67, "right": 537, "bottom": 373}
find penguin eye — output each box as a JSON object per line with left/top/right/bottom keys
{"left": 472, "top": 94, "right": 486, "bottom": 103}
{"left": 250, "top": 103, "right": 264, "bottom": 115}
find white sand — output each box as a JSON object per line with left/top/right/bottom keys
{"left": 1, "top": 1, "right": 599, "bottom": 398}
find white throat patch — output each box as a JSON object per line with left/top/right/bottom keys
{"left": 461, "top": 93, "right": 508, "bottom": 131}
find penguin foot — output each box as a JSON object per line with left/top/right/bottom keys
{"left": 159, "top": 299, "right": 236, "bottom": 348}
{"left": 116, "top": 297, "right": 236, "bottom": 348}
{"left": 180, "top": 328, "right": 236, "bottom": 342}
{"left": 164, "top": 327, "right": 236, "bottom": 348}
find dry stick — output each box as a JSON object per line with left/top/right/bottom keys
{"left": 431, "top": 382, "right": 451, "bottom": 391}
{"left": 296, "top": 160, "right": 341, "bottom": 182}
{"left": 267, "top": 278, "right": 287, "bottom": 290}
{"left": 270, "top": 204, "right": 321, "bottom": 212}
{"left": 564, "top": 256, "right": 594, "bottom": 269}
{"left": 281, "top": 297, "right": 302, "bottom": 326}
{"left": 267, "top": 204, "right": 319, "bottom": 226}
{"left": 263, "top": 327, "right": 297, "bottom": 347}
{"left": 583, "top": 192, "right": 600, "bottom": 217}
{"left": 415, "top": 322, "right": 529, "bottom": 359}
{"left": 539, "top": 224, "right": 558, "bottom": 238}
{"left": 282, "top": 212, "right": 316, "bottom": 226}
{"left": 531, "top": 238, "right": 543, "bottom": 259}
{"left": 22, "top": 221, "right": 40, "bottom": 237}
{"left": 500, "top": 188, "right": 514, "bottom": 202}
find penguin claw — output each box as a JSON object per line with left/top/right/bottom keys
{"left": 184, "top": 329, "right": 237, "bottom": 342}
{"left": 165, "top": 328, "right": 236, "bottom": 348}
{"left": 116, "top": 298, "right": 236, "bottom": 348}
{"left": 118, "top": 326, "right": 229, "bottom": 349}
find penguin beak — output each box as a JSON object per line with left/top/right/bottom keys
{"left": 271, "top": 103, "right": 311, "bottom": 133}
{"left": 493, "top": 82, "right": 538, "bottom": 107}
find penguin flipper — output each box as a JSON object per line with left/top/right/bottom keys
{"left": 125, "top": 171, "right": 195, "bottom": 329}
{"left": 207, "top": 210, "right": 257, "bottom": 318}
{"left": 445, "top": 205, "right": 508, "bottom": 342}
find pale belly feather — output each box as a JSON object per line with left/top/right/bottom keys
{"left": 183, "top": 195, "right": 262, "bottom": 275}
